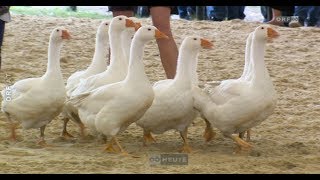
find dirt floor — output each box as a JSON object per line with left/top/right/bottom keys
{"left": 0, "top": 14, "right": 320, "bottom": 173}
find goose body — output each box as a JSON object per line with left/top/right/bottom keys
{"left": 60, "top": 20, "right": 110, "bottom": 138}
{"left": 70, "top": 16, "right": 138, "bottom": 96}
{"left": 193, "top": 25, "right": 279, "bottom": 150}
{"left": 68, "top": 25, "right": 168, "bottom": 154}
{"left": 136, "top": 36, "right": 213, "bottom": 152}
{"left": 62, "top": 16, "right": 136, "bottom": 137}
{"left": 1, "top": 27, "right": 71, "bottom": 144}
{"left": 210, "top": 32, "right": 254, "bottom": 105}
{"left": 65, "top": 20, "right": 110, "bottom": 97}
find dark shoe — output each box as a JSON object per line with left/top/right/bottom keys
{"left": 209, "top": 16, "right": 224, "bottom": 21}
{"left": 289, "top": 20, "right": 303, "bottom": 28}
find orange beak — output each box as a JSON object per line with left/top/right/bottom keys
{"left": 155, "top": 29, "right": 169, "bottom": 39}
{"left": 200, "top": 38, "right": 213, "bottom": 49}
{"left": 62, "top": 30, "right": 71, "bottom": 40}
{"left": 134, "top": 22, "right": 142, "bottom": 31}
{"left": 125, "top": 19, "right": 136, "bottom": 28}
{"left": 267, "top": 27, "right": 280, "bottom": 39}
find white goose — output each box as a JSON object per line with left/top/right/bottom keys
{"left": 204, "top": 31, "right": 254, "bottom": 97}
{"left": 65, "top": 20, "right": 110, "bottom": 96}
{"left": 63, "top": 16, "right": 136, "bottom": 137}
{"left": 68, "top": 25, "right": 168, "bottom": 155}
{"left": 1, "top": 27, "right": 71, "bottom": 145}
{"left": 122, "top": 17, "right": 142, "bottom": 63}
{"left": 70, "top": 16, "right": 136, "bottom": 96}
{"left": 136, "top": 36, "right": 213, "bottom": 153}
{"left": 203, "top": 32, "right": 255, "bottom": 141}
{"left": 61, "top": 20, "right": 110, "bottom": 138}
{"left": 193, "top": 25, "right": 279, "bottom": 151}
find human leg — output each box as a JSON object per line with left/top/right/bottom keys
{"left": 150, "top": 6, "right": 178, "bottom": 79}
{"left": 267, "top": 8, "right": 284, "bottom": 26}
{"left": 0, "top": 20, "right": 5, "bottom": 69}
{"left": 211, "top": 6, "right": 227, "bottom": 21}
{"left": 177, "top": 6, "right": 189, "bottom": 20}
{"left": 295, "top": 6, "right": 309, "bottom": 25}
{"left": 206, "top": 6, "right": 214, "bottom": 20}
{"left": 109, "top": 6, "right": 134, "bottom": 17}
{"left": 307, "top": 6, "right": 320, "bottom": 26}
{"left": 227, "top": 6, "right": 245, "bottom": 20}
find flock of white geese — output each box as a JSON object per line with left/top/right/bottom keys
{"left": 1, "top": 15, "right": 280, "bottom": 155}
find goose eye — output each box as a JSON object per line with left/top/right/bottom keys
{"left": 147, "top": 28, "right": 151, "bottom": 31}
{"left": 119, "top": 17, "right": 122, "bottom": 20}
{"left": 193, "top": 38, "right": 197, "bottom": 40}
{"left": 261, "top": 27, "right": 264, "bottom": 29}
{"left": 56, "top": 29, "right": 60, "bottom": 32}
{"left": 105, "top": 23, "right": 108, "bottom": 25}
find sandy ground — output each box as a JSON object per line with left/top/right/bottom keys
{"left": 0, "top": 14, "right": 320, "bottom": 174}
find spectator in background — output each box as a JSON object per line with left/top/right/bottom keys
{"left": 206, "top": 6, "right": 245, "bottom": 21}
{"left": 260, "top": 6, "right": 272, "bottom": 22}
{"left": 267, "top": 6, "right": 295, "bottom": 26}
{"left": 177, "top": 6, "right": 196, "bottom": 20}
{"left": 136, "top": 6, "right": 149, "bottom": 18}
{"left": 0, "top": 6, "right": 11, "bottom": 69}
{"left": 109, "top": 6, "right": 178, "bottom": 79}
{"left": 289, "top": 6, "right": 320, "bottom": 27}
{"left": 68, "top": 6, "right": 77, "bottom": 12}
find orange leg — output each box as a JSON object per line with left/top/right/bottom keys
{"left": 239, "top": 129, "right": 251, "bottom": 142}
{"left": 4, "top": 113, "right": 19, "bottom": 142}
{"left": 179, "top": 128, "right": 192, "bottom": 153}
{"left": 9, "top": 122, "right": 18, "bottom": 141}
{"left": 104, "top": 137, "right": 119, "bottom": 153}
{"left": 228, "top": 134, "right": 252, "bottom": 152}
{"left": 143, "top": 131, "right": 156, "bottom": 146}
{"left": 37, "top": 125, "right": 53, "bottom": 147}
{"left": 203, "top": 119, "right": 215, "bottom": 142}
{"left": 61, "top": 117, "right": 74, "bottom": 139}
{"left": 78, "top": 122, "right": 86, "bottom": 138}
{"left": 246, "top": 129, "right": 251, "bottom": 141}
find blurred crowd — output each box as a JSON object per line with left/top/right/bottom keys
{"left": 135, "top": 6, "right": 320, "bottom": 28}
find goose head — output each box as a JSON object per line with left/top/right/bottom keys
{"left": 253, "top": 25, "right": 280, "bottom": 42}
{"left": 181, "top": 36, "right": 213, "bottom": 51}
{"left": 110, "top": 15, "right": 136, "bottom": 32}
{"left": 129, "top": 17, "right": 142, "bottom": 31}
{"left": 50, "top": 27, "right": 71, "bottom": 43}
{"left": 124, "top": 17, "right": 142, "bottom": 39}
{"left": 134, "top": 25, "right": 169, "bottom": 43}
{"left": 97, "top": 20, "right": 110, "bottom": 40}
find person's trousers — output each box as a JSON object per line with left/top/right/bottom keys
{"left": 206, "top": 6, "right": 245, "bottom": 21}
{"left": 308, "top": 6, "right": 320, "bottom": 26}
{"left": 0, "top": 20, "right": 5, "bottom": 47}
{"left": 227, "top": 6, "right": 245, "bottom": 20}
{"left": 108, "top": 6, "right": 174, "bottom": 13}
{"left": 294, "top": 6, "right": 320, "bottom": 26}
{"left": 260, "top": 6, "right": 272, "bottom": 22}
{"left": 0, "top": 20, "right": 4, "bottom": 68}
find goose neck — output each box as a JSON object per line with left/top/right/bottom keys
{"left": 87, "top": 35, "right": 109, "bottom": 72}
{"left": 174, "top": 47, "right": 198, "bottom": 87}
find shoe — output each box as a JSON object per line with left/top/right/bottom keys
{"left": 267, "top": 19, "right": 285, "bottom": 27}
{"left": 289, "top": 20, "right": 303, "bottom": 28}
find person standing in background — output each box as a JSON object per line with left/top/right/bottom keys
{"left": 177, "top": 6, "right": 196, "bottom": 20}
{"left": 260, "top": 6, "right": 272, "bottom": 22}
{"left": 289, "top": 6, "right": 320, "bottom": 27}
{"left": 206, "top": 6, "right": 245, "bottom": 21}
{"left": 109, "top": 6, "right": 178, "bottom": 79}
{"left": 267, "top": 6, "right": 295, "bottom": 26}
{"left": 0, "top": 6, "right": 11, "bottom": 70}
